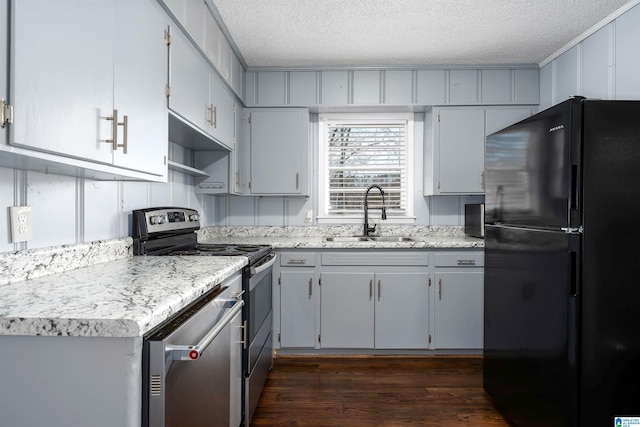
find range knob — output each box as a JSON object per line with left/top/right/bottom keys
{"left": 150, "top": 215, "right": 166, "bottom": 225}
{"left": 189, "top": 214, "right": 200, "bottom": 222}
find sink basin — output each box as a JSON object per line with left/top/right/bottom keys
{"left": 324, "top": 236, "right": 415, "bottom": 242}
{"left": 368, "top": 236, "right": 415, "bottom": 242}
{"left": 324, "top": 236, "right": 370, "bottom": 242}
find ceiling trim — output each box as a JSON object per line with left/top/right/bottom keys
{"left": 246, "top": 64, "right": 541, "bottom": 72}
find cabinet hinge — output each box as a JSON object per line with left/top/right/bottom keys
{"left": 164, "top": 29, "right": 171, "bottom": 45}
{"left": 278, "top": 333, "right": 281, "bottom": 343}
{"left": 429, "top": 334, "right": 432, "bottom": 344}
{"left": 165, "top": 85, "right": 171, "bottom": 97}
{"left": 1, "top": 98, "right": 13, "bottom": 128}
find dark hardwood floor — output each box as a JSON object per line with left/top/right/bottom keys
{"left": 251, "top": 355, "right": 509, "bottom": 426}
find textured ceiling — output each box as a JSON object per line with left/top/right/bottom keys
{"left": 212, "top": 0, "right": 634, "bottom": 68}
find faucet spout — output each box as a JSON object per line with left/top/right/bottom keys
{"left": 363, "top": 185, "right": 387, "bottom": 237}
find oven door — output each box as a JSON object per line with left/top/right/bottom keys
{"left": 247, "top": 252, "right": 276, "bottom": 354}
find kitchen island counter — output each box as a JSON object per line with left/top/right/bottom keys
{"left": 0, "top": 255, "right": 247, "bottom": 338}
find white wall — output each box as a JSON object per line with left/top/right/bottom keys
{"left": 539, "top": 3, "right": 640, "bottom": 107}
{"left": 0, "top": 161, "right": 214, "bottom": 253}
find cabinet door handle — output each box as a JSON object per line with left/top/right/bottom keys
{"left": 308, "top": 278, "right": 313, "bottom": 298}
{"left": 120, "top": 115, "right": 128, "bottom": 154}
{"left": 296, "top": 172, "right": 299, "bottom": 190}
{"left": 208, "top": 104, "right": 217, "bottom": 128}
{"left": 378, "top": 279, "right": 381, "bottom": 301}
{"left": 369, "top": 279, "right": 373, "bottom": 300}
{"left": 438, "top": 278, "right": 442, "bottom": 300}
{"left": 105, "top": 109, "right": 119, "bottom": 151}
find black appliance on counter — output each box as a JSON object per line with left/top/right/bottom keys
{"left": 464, "top": 203, "right": 485, "bottom": 238}
{"left": 484, "top": 97, "right": 640, "bottom": 426}
{"left": 133, "top": 207, "right": 275, "bottom": 426}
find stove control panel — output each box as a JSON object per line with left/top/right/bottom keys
{"left": 132, "top": 207, "right": 201, "bottom": 238}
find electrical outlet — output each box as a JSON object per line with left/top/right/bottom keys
{"left": 304, "top": 209, "right": 313, "bottom": 223}
{"left": 10, "top": 206, "right": 33, "bottom": 243}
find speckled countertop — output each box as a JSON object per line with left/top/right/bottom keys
{"left": 0, "top": 226, "right": 481, "bottom": 339}
{"left": 198, "top": 225, "right": 484, "bottom": 249}
{"left": 0, "top": 240, "right": 247, "bottom": 338}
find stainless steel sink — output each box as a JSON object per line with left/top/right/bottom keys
{"left": 367, "top": 236, "right": 415, "bottom": 242}
{"left": 324, "top": 236, "right": 370, "bottom": 242}
{"left": 324, "top": 236, "right": 415, "bottom": 242}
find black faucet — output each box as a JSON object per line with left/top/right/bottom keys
{"left": 363, "top": 185, "right": 387, "bottom": 237}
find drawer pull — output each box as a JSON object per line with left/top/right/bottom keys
{"left": 457, "top": 259, "right": 476, "bottom": 266}
{"left": 287, "top": 259, "right": 307, "bottom": 265}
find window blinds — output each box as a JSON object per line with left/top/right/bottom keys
{"left": 326, "top": 122, "right": 407, "bottom": 215}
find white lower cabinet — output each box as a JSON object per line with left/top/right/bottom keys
{"left": 280, "top": 271, "right": 317, "bottom": 348}
{"left": 275, "top": 251, "right": 318, "bottom": 349}
{"left": 374, "top": 272, "right": 430, "bottom": 349}
{"left": 319, "top": 271, "right": 429, "bottom": 349}
{"left": 433, "top": 252, "right": 484, "bottom": 349}
{"left": 320, "top": 272, "right": 375, "bottom": 348}
{"left": 275, "top": 249, "right": 483, "bottom": 353}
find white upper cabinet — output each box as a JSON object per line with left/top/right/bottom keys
{"left": 1, "top": 0, "right": 7, "bottom": 146}
{"left": 168, "top": 28, "right": 210, "bottom": 136}
{"left": 208, "top": 71, "right": 236, "bottom": 150}
{"left": 425, "top": 106, "right": 534, "bottom": 196}
{"left": 10, "top": 0, "right": 168, "bottom": 178}
{"left": 426, "top": 108, "right": 485, "bottom": 195}
{"left": 112, "top": 0, "right": 169, "bottom": 176}
{"left": 247, "top": 108, "right": 309, "bottom": 195}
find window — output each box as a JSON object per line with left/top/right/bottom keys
{"left": 318, "top": 113, "right": 414, "bottom": 223}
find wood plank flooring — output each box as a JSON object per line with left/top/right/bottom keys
{"left": 251, "top": 355, "right": 509, "bottom": 426}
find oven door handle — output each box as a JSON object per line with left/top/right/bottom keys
{"left": 250, "top": 252, "right": 276, "bottom": 277}
{"left": 166, "top": 299, "right": 244, "bottom": 362}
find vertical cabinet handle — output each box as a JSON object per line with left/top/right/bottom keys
{"left": 296, "top": 172, "right": 299, "bottom": 190}
{"left": 105, "top": 109, "right": 128, "bottom": 154}
{"left": 369, "top": 279, "right": 373, "bottom": 300}
{"left": 207, "top": 104, "right": 217, "bottom": 128}
{"left": 378, "top": 280, "right": 381, "bottom": 301}
{"left": 105, "top": 109, "right": 119, "bottom": 151}
{"left": 438, "top": 278, "right": 442, "bottom": 300}
{"left": 120, "top": 115, "right": 128, "bottom": 154}
{"left": 308, "top": 278, "right": 313, "bottom": 298}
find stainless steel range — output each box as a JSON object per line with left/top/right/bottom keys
{"left": 133, "top": 207, "right": 275, "bottom": 426}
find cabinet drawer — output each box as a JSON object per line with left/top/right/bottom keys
{"left": 280, "top": 252, "right": 316, "bottom": 267}
{"left": 322, "top": 251, "right": 429, "bottom": 266}
{"left": 434, "top": 252, "right": 484, "bottom": 267}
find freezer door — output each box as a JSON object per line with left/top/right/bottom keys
{"left": 485, "top": 98, "right": 581, "bottom": 229}
{"left": 484, "top": 224, "right": 579, "bottom": 427}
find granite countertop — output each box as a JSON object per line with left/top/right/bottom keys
{"left": 197, "top": 225, "right": 484, "bottom": 249}
{"left": 0, "top": 255, "right": 247, "bottom": 338}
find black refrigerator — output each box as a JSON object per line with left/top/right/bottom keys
{"left": 484, "top": 97, "right": 640, "bottom": 427}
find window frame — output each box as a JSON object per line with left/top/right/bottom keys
{"left": 317, "top": 112, "right": 415, "bottom": 224}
